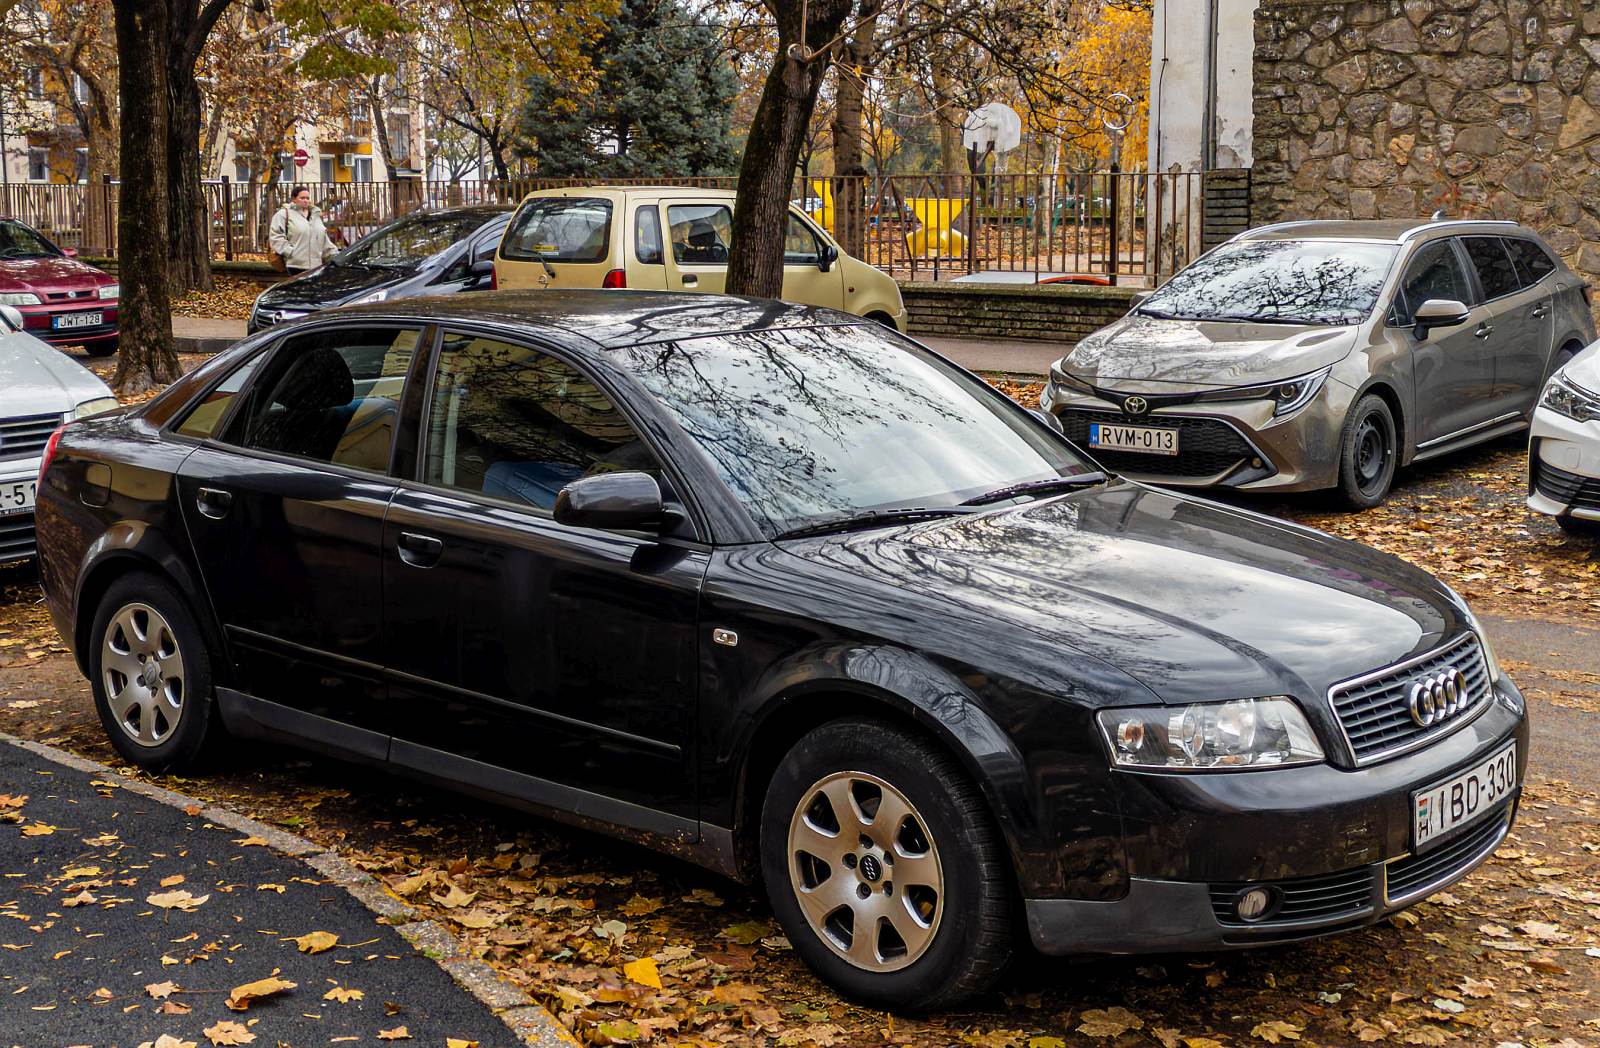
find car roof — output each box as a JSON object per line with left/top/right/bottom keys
{"left": 1235, "top": 218, "right": 1527, "bottom": 244}
{"left": 328, "top": 290, "right": 866, "bottom": 349}
{"left": 408, "top": 205, "right": 513, "bottom": 219}
{"left": 526, "top": 185, "right": 738, "bottom": 202}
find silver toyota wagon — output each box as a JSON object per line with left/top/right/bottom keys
{"left": 1043, "top": 219, "right": 1596, "bottom": 507}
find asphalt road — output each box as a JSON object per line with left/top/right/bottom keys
{"left": 0, "top": 741, "right": 519, "bottom": 1047}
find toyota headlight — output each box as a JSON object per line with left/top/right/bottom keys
{"left": 1097, "top": 697, "right": 1324, "bottom": 770}
{"left": 73, "top": 396, "right": 120, "bottom": 419}
{"left": 1193, "top": 367, "right": 1332, "bottom": 420}
{"left": 1540, "top": 373, "right": 1600, "bottom": 423}
{"left": 0, "top": 292, "right": 40, "bottom": 306}
{"left": 97, "top": 283, "right": 119, "bottom": 300}
{"left": 351, "top": 287, "right": 390, "bottom": 304}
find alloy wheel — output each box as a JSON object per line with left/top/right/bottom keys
{"left": 100, "top": 602, "right": 186, "bottom": 747}
{"left": 786, "top": 770, "right": 944, "bottom": 972}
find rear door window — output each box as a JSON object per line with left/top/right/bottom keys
{"left": 667, "top": 205, "right": 732, "bottom": 264}
{"left": 1461, "top": 236, "right": 1521, "bottom": 301}
{"left": 225, "top": 326, "right": 421, "bottom": 474}
{"left": 502, "top": 197, "right": 613, "bottom": 263}
{"left": 1505, "top": 237, "right": 1557, "bottom": 287}
{"left": 1393, "top": 240, "right": 1473, "bottom": 326}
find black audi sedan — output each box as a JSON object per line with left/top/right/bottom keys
{"left": 35, "top": 293, "right": 1526, "bottom": 1009}
{"left": 248, "top": 206, "right": 510, "bottom": 333}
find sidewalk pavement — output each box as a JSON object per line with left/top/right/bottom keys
{"left": 0, "top": 735, "right": 574, "bottom": 1047}
{"left": 172, "top": 316, "right": 1067, "bottom": 377}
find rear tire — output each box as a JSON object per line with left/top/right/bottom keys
{"left": 760, "top": 717, "right": 1012, "bottom": 1011}
{"left": 1337, "top": 394, "right": 1398, "bottom": 510}
{"left": 88, "top": 572, "right": 221, "bottom": 772}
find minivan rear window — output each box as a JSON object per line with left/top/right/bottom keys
{"left": 501, "top": 197, "right": 613, "bottom": 264}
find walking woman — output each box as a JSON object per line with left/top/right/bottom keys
{"left": 268, "top": 187, "right": 336, "bottom": 274}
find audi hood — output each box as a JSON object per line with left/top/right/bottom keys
{"left": 1058, "top": 313, "right": 1359, "bottom": 392}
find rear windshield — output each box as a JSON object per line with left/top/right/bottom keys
{"left": 501, "top": 197, "right": 613, "bottom": 264}
{"left": 334, "top": 211, "right": 495, "bottom": 269}
{"left": 1138, "top": 240, "right": 1397, "bottom": 326}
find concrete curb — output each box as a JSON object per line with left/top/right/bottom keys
{"left": 174, "top": 334, "right": 240, "bottom": 355}
{"left": 0, "top": 730, "right": 579, "bottom": 1048}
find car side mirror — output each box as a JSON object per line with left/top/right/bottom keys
{"left": 554, "top": 471, "right": 666, "bottom": 531}
{"left": 1411, "top": 298, "right": 1470, "bottom": 341}
{"left": 465, "top": 258, "right": 495, "bottom": 288}
{"left": 0, "top": 305, "right": 22, "bottom": 332}
{"left": 62, "top": 246, "right": 78, "bottom": 259}
{"left": 1027, "top": 407, "right": 1063, "bottom": 433}
{"left": 818, "top": 243, "right": 838, "bottom": 273}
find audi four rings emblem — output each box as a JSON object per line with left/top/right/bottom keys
{"left": 1407, "top": 667, "right": 1469, "bottom": 727}
{"left": 1122, "top": 395, "right": 1150, "bottom": 416}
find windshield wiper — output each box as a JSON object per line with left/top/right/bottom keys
{"left": 1136, "top": 306, "right": 1178, "bottom": 319}
{"left": 775, "top": 506, "right": 976, "bottom": 540}
{"left": 959, "top": 472, "right": 1108, "bottom": 506}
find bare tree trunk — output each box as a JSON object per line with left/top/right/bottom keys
{"left": 727, "top": 0, "right": 854, "bottom": 299}
{"left": 932, "top": 47, "right": 964, "bottom": 178}
{"left": 112, "top": 0, "right": 180, "bottom": 394}
{"left": 829, "top": 3, "right": 878, "bottom": 257}
{"left": 166, "top": 0, "right": 230, "bottom": 293}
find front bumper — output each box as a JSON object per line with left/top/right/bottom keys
{"left": 1027, "top": 678, "right": 1527, "bottom": 954}
{"left": 1527, "top": 407, "right": 1600, "bottom": 521}
{"left": 0, "top": 458, "right": 42, "bottom": 564}
{"left": 1041, "top": 377, "right": 1349, "bottom": 493}
{"left": 19, "top": 302, "right": 119, "bottom": 346}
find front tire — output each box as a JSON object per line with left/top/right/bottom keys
{"left": 81, "top": 338, "right": 118, "bottom": 358}
{"left": 1556, "top": 514, "right": 1600, "bottom": 539}
{"left": 1337, "top": 394, "right": 1398, "bottom": 509}
{"left": 760, "top": 718, "right": 1011, "bottom": 1010}
{"left": 88, "top": 572, "right": 220, "bottom": 772}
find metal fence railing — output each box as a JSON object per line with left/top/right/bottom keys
{"left": 2, "top": 171, "right": 1218, "bottom": 285}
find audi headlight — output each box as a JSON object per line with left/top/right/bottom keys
{"left": 351, "top": 287, "right": 390, "bottom": 304}
{"left": 73, "top": 396, "right": 120, "bottom": 419}
{"left": 0, "top": 292, "right": 40, "bottom": 306}
{"left": 1097, "top": 697, "right": 1324, "bottom": 770}
{"left": 1193, "top": 367, "right": 1332, "bottom": 420}
{"left": 1540, "top": 374, "right": 1600, "bottom": 423}
{"left": 97, "top": 283, "right": 119, "bottom": 300}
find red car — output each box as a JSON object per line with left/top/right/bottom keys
{"left": 0, "top": 219, "right": 119, "bottom": 356}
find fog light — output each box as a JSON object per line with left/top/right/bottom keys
{"left": 1251, "top": 457, "right": 1264, "bottom": 469}
{"left": 1234, "top": 886, "right": 1274, "bottom": 922}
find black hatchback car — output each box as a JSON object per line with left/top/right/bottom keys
{"left": 36, "top": 293, "right": 1527, "bottom": 1009}
{"left": 248, "top": 206, "right": 510, "bottom": 333}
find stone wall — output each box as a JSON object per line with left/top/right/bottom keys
{"left": 1253, "top": 0, "right": 1600, "bottom": 282}
{"left": 901, "top": 282, "right": 1140, "bottom": 344}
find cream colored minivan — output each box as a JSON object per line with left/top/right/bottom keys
{"left": 493, "top": 186, "right": 907, "bottom": 331}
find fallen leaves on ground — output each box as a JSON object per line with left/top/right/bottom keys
{"left": 146, "top": 889, "right": 210, "bottom": 912}
{"left": 202, "top": 1020, "right": 255, "bottom": 1046}
{"left": 290, "top": 929, "right": 339, "bottom": 954}
{"left": 225, "top": 972, "right": 297, "bottom": 1011}
{"left": 170, "top": 276, "right": 265, "bottom": 320}
{"left": 376, "top": 1026, "right": 411, "bottom": 1041}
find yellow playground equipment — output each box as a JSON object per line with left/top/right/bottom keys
{"left": 905, "top": 198, "right": 968, "bottom": 259}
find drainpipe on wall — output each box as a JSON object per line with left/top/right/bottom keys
{"left": 1201, "top": 0, "right": 1219, "bottom": 171}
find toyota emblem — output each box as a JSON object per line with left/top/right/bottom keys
{"left": 1407, "top": 667, "right": 1469, "bottom": 727}
{"left": 1122, "top": 395, "right": 1150, "bottom": 416}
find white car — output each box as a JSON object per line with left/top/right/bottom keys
{"left": 0, "top": 306, "right": 120, "bottom": 564}
{"left": 1528, "top": 341, "right": 1600, "bottom": 538}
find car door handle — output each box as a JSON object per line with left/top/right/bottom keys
{"left": 397, "top": 530, "right": 444, "bottom": 568}
{"left": 1473, "top": 323, "right": 1494, "bottom": 339}
{"left": 195, "top": 487, "right": 232, "bottom": 519}
{"left": 681, "top": 274, "right": 698, "bottom": 286}
{"left": 1530, "top": 306, "right": 1549, "bottom": 318}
